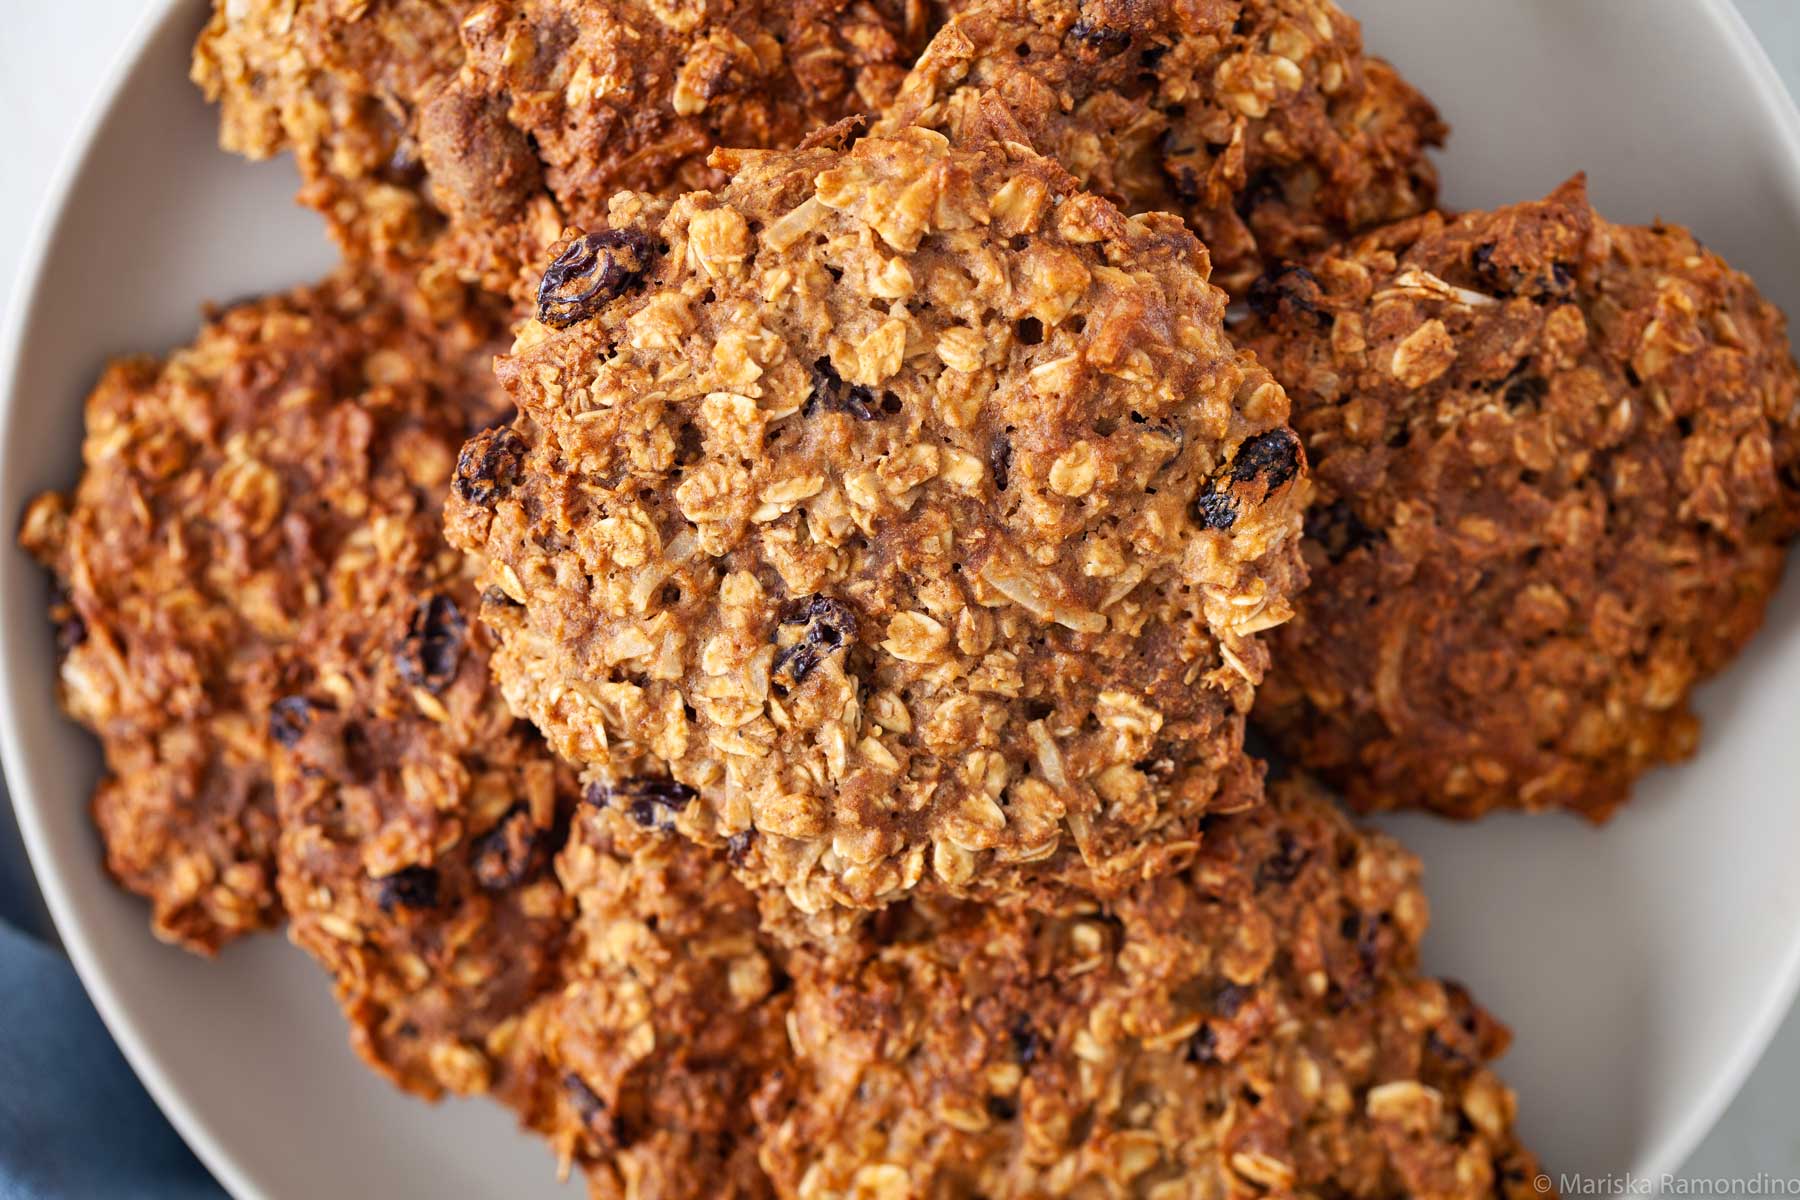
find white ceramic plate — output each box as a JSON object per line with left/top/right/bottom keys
{"left": 3, "top": 1, "right": 1799, "bottom": 1195}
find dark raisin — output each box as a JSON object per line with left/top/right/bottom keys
{"left": 48, "top": 587, "right": 86, "bottom": 651}
{"left": 990, "top": 432, "right": 1013, "bottom": 492}
{"left": 455, "top": 426, "right": 527, "bottom": 505}
{"left": 1167, "top": 161, "right": 1202, "bottom": 205}
{"left": 1213, "top": 982, "right": 1250, "bottom": 1017}
{"left": 1305, "top": 500, "right": 1380, "bottom": 563}
{"left": 1503, "top": 375, "right": 1548, "bottom": 410}
{"left": 1245, "top": 264, "right": 1325, "bottom": 326}
{"left": 268, "top": 696, "right": 317, "bottom": 748}
{"left": 588, "top": 776, "right": 697, "bottom": 829}
{"left": 1255, "top": 830, "right": 1310, "bottom": 887}
{"left": 396, "top": 593, "right": 468, "bottom": 695}
{"left": 1471, "top": 241, "right": 1500, "bottom": 289}
{"left": 726, "top": 830, "right": 753, "bottom": 865}
{"left": 1425, "top": 1029, "right": 1472, "bottom": 1066}
{"left": 1011, "top": 1017, "right": 1043, "bottom": 1065}
{"left": 985, "top": 1095, "right": 1019, "bottom": 1121}
{"left": 481, "top": 585, "right": 522, "bottom": 610}
{"left": 1234, "top": 169, "right": 1285, "bottom": 219}
{"left": 805, "top": 357, "right": 879, "bottom": 420}
{"left": 564, "top": 1072, "right": 606, "bottom": 1128}
{"left": 1229, "top": 428, "right": 1302, "bottom": 490}
{"left": 1194, "top": 490, "right": 1238, "bottom": 530}
{"left": 772, "top": 595, "right": 860, "bottom": 688}
{"left": 536, "top": 228, "right": 659, "bottom": 328}
{"left": 1187, "top": 1022, "right": 1219, "bottom": 1064}
{"left": 1015, "top": 317, "right": 1043, "bottom": 345}
{"left": 1067, "top": 17, "right": 1131, "bottom": 55}
{"left": 375, "top": 865, "right": 439, "bottom": 913}
{"left": 470, "top": 805, "right": 548, "bottom": 890}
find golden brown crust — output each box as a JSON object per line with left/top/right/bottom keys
{"left": 506, "top": 780, "right": 1544, "bottom": 1198}
{"left": 508, "top": 808, "right": 790, "bottom": 1198}
{"left": 192, "top": 0, "right": 944, "bottom": 302}
{"left": 1249, "top": 177, "right": 1800, "bottom": 819}
{"left": 880, "top": 0, "right": 1445, "bottom": 298}
{"left": 445, "top": 123, "right": 1309, "bottom": 917}
{"left": 764, "top": 778, "right": 1545, "bottom": 1199}
{"left": 272, "top": 583, "right": 579, "bottom": 1100}
{"left": 18, "top": 275, "right": 507, "bottom": 951}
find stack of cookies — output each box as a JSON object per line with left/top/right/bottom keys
{"left": 22, "top": 0, "right": 1800, "bottom": 1195}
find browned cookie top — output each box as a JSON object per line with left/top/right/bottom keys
{"left": 881, "top": 0, "right": 1445, "bottom": 298}
{"left": 19, "top": 273, "right": 507, "bottom": 951}
{"left": 193, "top": 0, "right": 943, "bottom": 302}
{"left": 508, "top": 806, "right": 790, "bottom": 1199}
{"left": 445, "top": 122, "right": 1309, "bottom": 916}
{"left": 500, "top": 780, "right": 1544, "bottom": 1200}
{"left": 1249, "top": 177, "right": 1800, "bottom": 819}
{"left": 765, "top": 777, "right": 1546, "bottom": 1199}
{"left": 272, "top": 575, "right": 580, "bottom": 1100}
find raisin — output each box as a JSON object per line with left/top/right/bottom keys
{"left": 1187, "top": 1022, "right": 1219, "bottom": 1064}
{"left": 455, "top": 427, "right": 526, "bottom": 505}
{"left": 1255, "top": 830, "right": 1310, "bottom": 888}
{"left": 726, "top": 830, "right": 753, "bottom": 865}
{"left": 1011, "top": 1017, "right": 1043, "bottom": 1065}
{"left": 470, "top": 805, "right": 548, "bottom": 890}
{"left": 1213, "top": 982, "right": 1250, "bottom": 1017}
{"left": 481, "top": 585, "right": 522, "bottom": 610}
{"left": 1194, "top": 490, "right": 1238, "bottom": 530}
{"left": 1015, "top": 317, "right": 1044, "bottom": 345}
{"left": 1503, "top": 375, "right": 1548, "bottom": 410}
{"left": 772, "top": 595, "right": 859, "bottom": 688}
{"left": 1234, "top": 169, "right": 1285, "bottom": 219}
{"left": 985, "top": 1095, "right": 1019, "bottom": 1122}
{"left": 1245, "top": 264, "right": 1325, "bottom": 326}
{"left": 396, "top": 594, "right": 467, "bottom": 694}
{"left": 1066, "top": 17, "right": 1131, "bottom": 55}
{"left": 375, "top": 865, "right": 439, "bottom": 913}
{"left": 587, "top": 776, "right": 697, "bottom": 829}
{"left": 268, "top": 696, "right": 317, "bottom": 748}
{"left": 54, "top": 611, "right": 87, "bottom": 652}
{"left": 804, "top": 357, "right": 879, "bottom": 420}
{"left": 564, "top": 1072, "right": 606, "bottom": 1128}
{"left": 990, "top": 432, "right": 1013, "bottom": 492}
{"left": 1471, "top": 241, "right": 1501, "bottom": 290}
{"left": 536, "top": 228, "right": 658, "bottom": 328}
{"left": 1230, "top": 428, "right": 1302, "bottom": 490}
{"left": 1305, "top": 500, "right": 1380, "bottom": 563}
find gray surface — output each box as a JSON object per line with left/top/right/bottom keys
{"left": 0, "top": 0, "right": 1797, "bottom": 1187}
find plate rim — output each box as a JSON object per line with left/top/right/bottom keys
{"left": 1, "top": 1, "right": 1797, "bottom": 1195}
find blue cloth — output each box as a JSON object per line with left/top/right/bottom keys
{"left": 0, "top": 804, "right": 224, "bottom": 1199}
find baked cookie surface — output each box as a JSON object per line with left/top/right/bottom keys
{"left": 20, "top": 273, "right": 507, "bottom": 951}
{"left": 765, "top": 777, "right": 1546, "bottom": 1200}
{"left": 271, "top": 573, "right": 580, "bottom": 1100}
{"left": 882, "top": 0, "right": 1446, "bottom": 297}
{"left": 445, "top": 122, "right": 1309, "bottom": 916}
{"left": 506, "top": 779, "right": 1546, "bottom": 1198}
{"left": 193, "top": 0, "right": 942, "bottom": 302}
{"left": 1249, "top": 177, "right": 1800, "bottom": 819}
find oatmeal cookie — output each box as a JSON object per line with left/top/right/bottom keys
{"left": 444, "top": 121, "right": 1309, "bottom": 916}
{"left": 504, "top": 779, "right": 1544, "bottom": 1199}
{"left": 271, "top": 580, "right": 580, "bottom": 1099}
{"left": 881, "top": 0, "right": 1445, "bottom": 298}
{"left": 507, "top": 805, "right": 789, "bottom": 1198}
{"left": 193, "top": 0, "right": 942, "bottom": 303}
{"left": 1249, "top": 177, "right": 1800, "bottom": 819}
{"left": 18, "top": 273, "right": 506, "bottom": 952}
{"left": 765, "top": 776, "right": 1546, "bottom": 1199}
